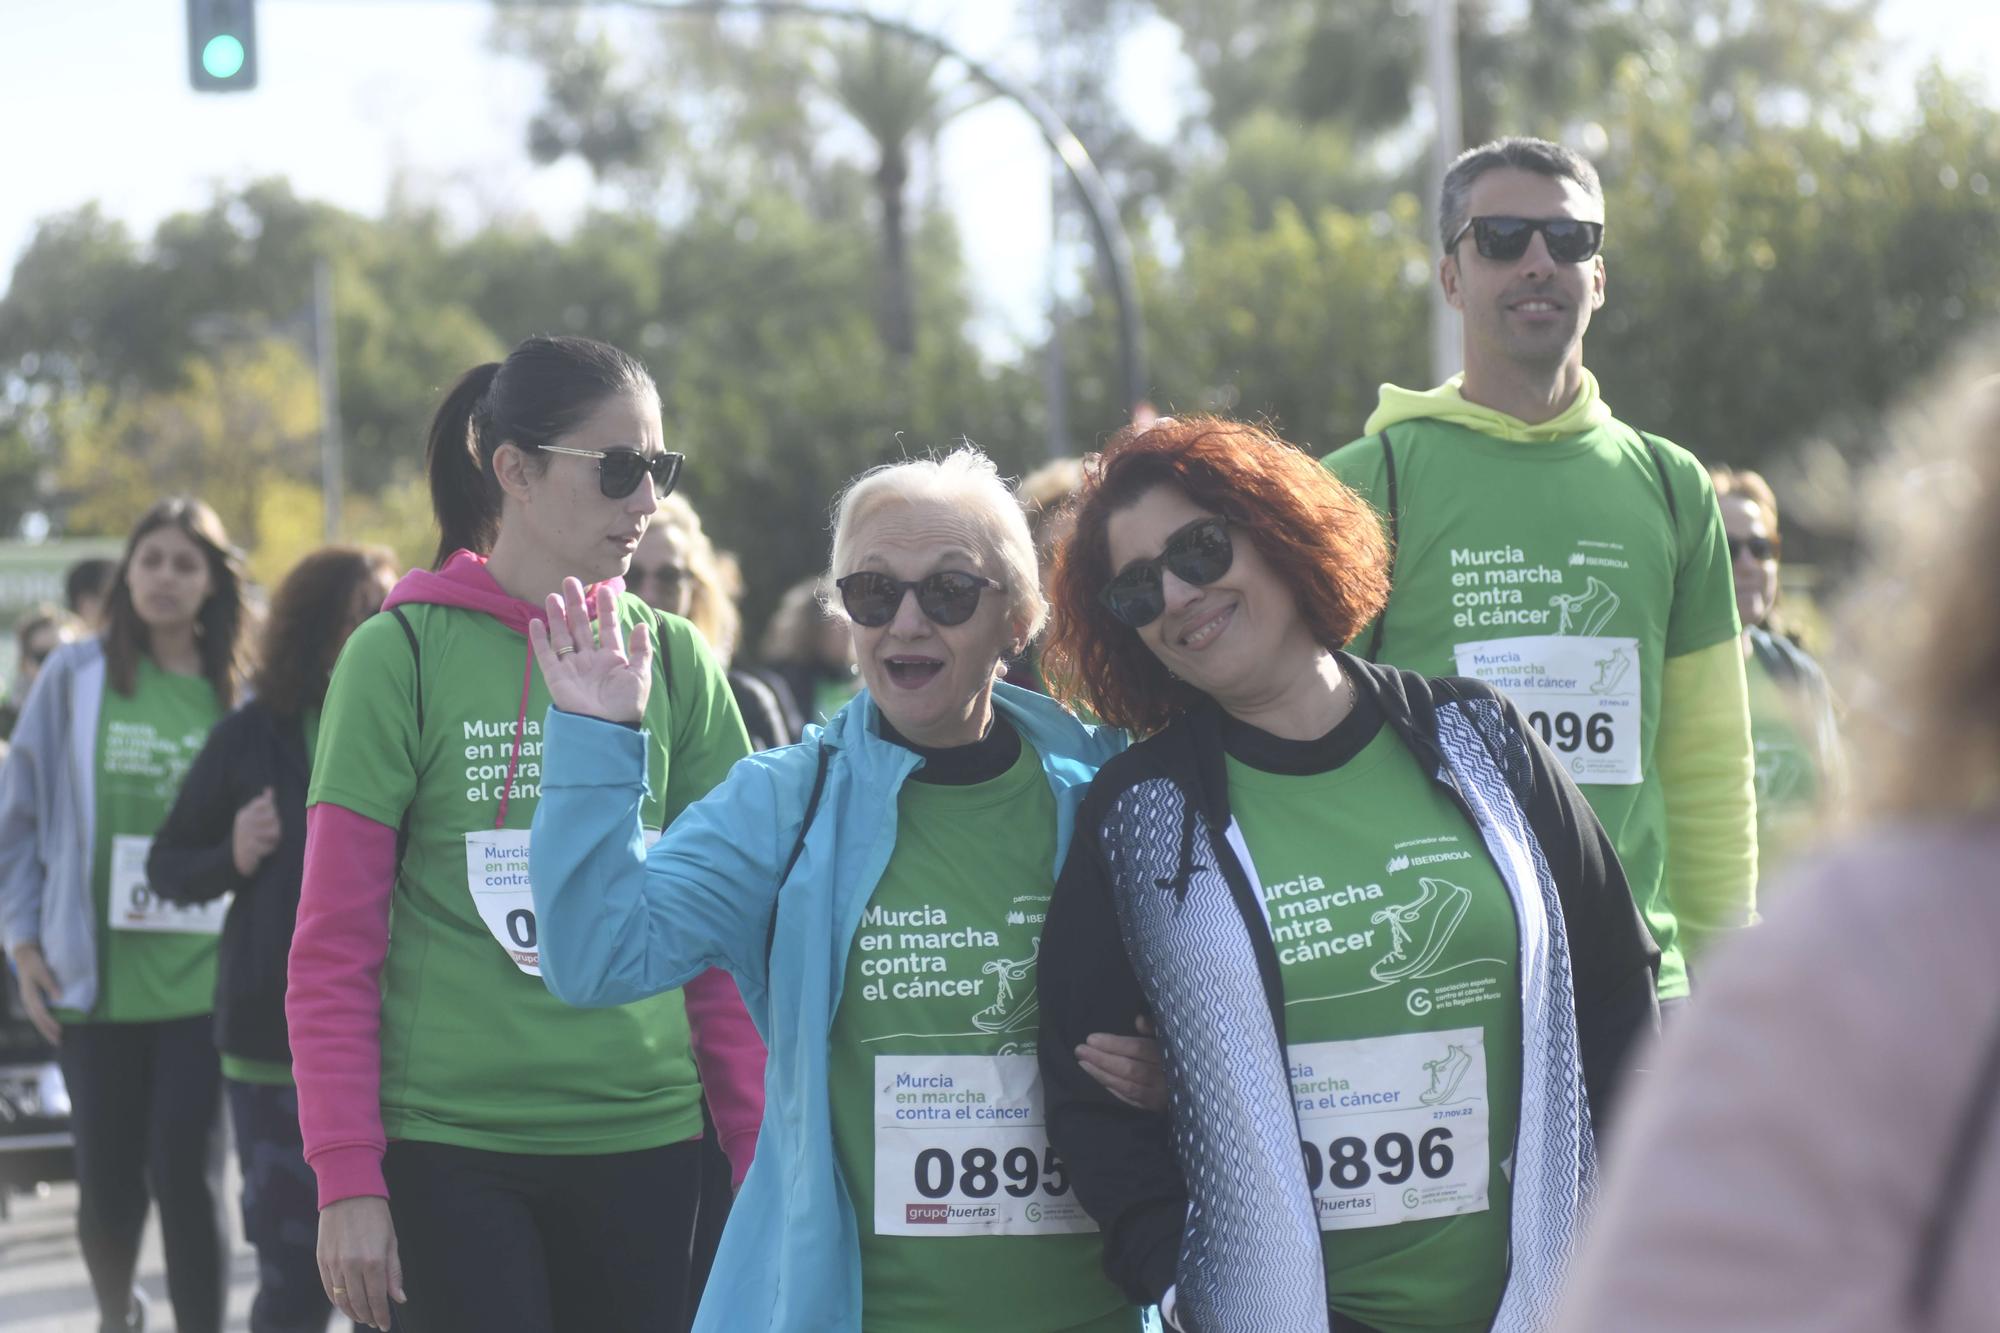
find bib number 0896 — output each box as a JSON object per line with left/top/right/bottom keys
{"left": 1526, "top": 710, "right": 1614, "bottom": 755}
{"left": 1302, "top": 1127, "right": 1454, "bottom": 1192}
{"left": 913, "top": 1145, "right": 1071, "bottom": 1200}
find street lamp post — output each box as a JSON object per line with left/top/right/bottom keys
{"left": 583, "top": 0, "right": 1150, "bottom": 418}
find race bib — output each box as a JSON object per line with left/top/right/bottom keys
{"left": 1453, "top": 635, "right": 1642, "bottom": 785}
{"left": 464, "top": 827, "right": 659, "bottom": 975}
{"left": 871, "top": 1053, "right": 1096, "bottom": 1238}
{"left": 108, "top": 834, "right": 229, "bottom": 934}
{"left": 1290, "top": 1028, "right": 1490, "bottom": 1231}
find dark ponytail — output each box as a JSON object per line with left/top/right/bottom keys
{"left": 426, "top": 362, "right": 504, "bottom": 567}
{"left": 424, "top": 336, "right": 657, "bottom": 569}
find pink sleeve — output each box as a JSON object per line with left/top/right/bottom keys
{"left": 286, "top": 803, "right": 397, "bottom": 1209}
{"left": 681, "top": 967, "right": 767, "bottom": 1188}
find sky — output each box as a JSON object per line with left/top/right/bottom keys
{"left": 2, "top": 0, "right": 1995, "bottom": 351}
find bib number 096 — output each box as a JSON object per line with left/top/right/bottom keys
{"left": 913, "top": 1145, "right": 1071, "bottom": 1200}
{"left": 1526, "top": 710, "right": 1614, "bottom": 755}
{"left": 1302, "top": 1127, "right": 1454, "bottom": 1192}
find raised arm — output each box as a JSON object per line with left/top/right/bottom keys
{"left": 529, "top": 578, "right": 801, "bottom": 1010}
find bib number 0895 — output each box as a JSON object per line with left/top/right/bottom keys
{"left": 1302, "top": 1126, "right": 1454, "bottom": 1192}
{"left": 913, "top": 1145, "right": 1071, "bottom": 1200}
{"left": 1526, "top": 710, "right": 1613, "bottom": 755}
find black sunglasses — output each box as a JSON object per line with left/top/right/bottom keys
{"left": 836, "top": 570, "right": 1001, "bottom": 629}
{"left": 629, "top": 562, "right": 689, "bottom": 590}
{"left": 1729, "top": 535, "right": 1777, "bottom": 562}
{"left": 1447, "top": 216, "right": 1605, "bottom": 264}
{"left": 1100, "top": 516, "right": 1234, "bottom": 629}
{"left": 539, "top": 445, "right": 685, "bottom": 500}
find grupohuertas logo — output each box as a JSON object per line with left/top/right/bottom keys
{"left": 1369, "top": 878, "right": 1472, "bottom": 984}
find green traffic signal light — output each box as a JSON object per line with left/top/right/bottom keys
{"left": 187, "top": 0, "right": 258, "bottom": 91}
{"left": 201, "top": 34, "right": 246, "bottom": 80}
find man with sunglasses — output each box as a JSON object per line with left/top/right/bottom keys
{"left": 1326, "top": 136, "right": 1757, "bottom": 1013}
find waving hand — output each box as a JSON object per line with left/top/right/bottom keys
{"left": 529, "top": 578, "right": 654, "bottom": 725}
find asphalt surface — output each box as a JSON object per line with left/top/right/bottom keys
{"left": 0, "top": 1165, "right": 269, "bottom": 1333}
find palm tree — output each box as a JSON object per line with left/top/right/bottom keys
{"left": 824, "top": 30, "right": 955, "bottom": 361}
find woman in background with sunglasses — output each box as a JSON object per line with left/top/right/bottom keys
{"left": 287, "top": 335, "right": 762, "bottom": 1332}
{"left": 1035, "top": 416, "right": 1658, "bottom": 1333}
{"left": 1708, "top": 466, "right": 1844, "bottom": 887}
{"left": 527, "top": 447, "right": 1160, "bottom": 1332}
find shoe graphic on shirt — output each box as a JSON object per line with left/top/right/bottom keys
{"left": 1549, "top": 576, "right": 1621, "bottom": 636}
{"left": 972, "top": 937, "right": 1040, "bottom": 1034}
{"left": 1590, "top": 646, "right": 1634, "bottom": 695}
{"left": 1420, "top": 1044, "right": 1475, "bottom": 1107}
{"left": 1369, "top": 878, "right": 1472, "bottom": 984}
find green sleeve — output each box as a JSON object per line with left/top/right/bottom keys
{"left": 307, "top": 611, "right": 418, "bottom": 826}
{"left": 1661, "top": 441, "right": 1742, "bottom": 658}
{"left": 657, "top": 612, "right": 752, "bottom": 825}
{"left": 1656, "top": 638, "right": 1759, "bottom": 962}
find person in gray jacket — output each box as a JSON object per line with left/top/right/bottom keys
{"left": 0, "top": 497, "right": 250, "bottom": 1333}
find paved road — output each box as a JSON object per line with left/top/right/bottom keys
{"left": 0, "top": 1168, "right": 269, "bottom": 1333}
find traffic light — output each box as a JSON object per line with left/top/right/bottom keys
{"left": 186, "top": 0, "right": 258, "bottom": 92}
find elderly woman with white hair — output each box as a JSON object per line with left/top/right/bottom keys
{"left": 526, "top": 447, "right": 1150, "bottom": 1332}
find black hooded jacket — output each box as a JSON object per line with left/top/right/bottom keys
{"left": 147, "top": 699, "right": 312, "bottom": 1064}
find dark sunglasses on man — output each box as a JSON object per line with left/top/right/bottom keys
{"left": 836, "top": 570, "right": 1001, "bottom": 628}
{"left": 1728, "top": 535, "right": 1778, "bottom": 562}
{"left": 1100, "top": 516, "right": 1234, "bottom": 629}
{"left": 539, "top": 445, "right": 685, "bottom": 500}
{"left": 1448, "top": 216, "right": 1605, "bottom": 264}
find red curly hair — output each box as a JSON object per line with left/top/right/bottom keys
{"left": 1046, "top": 416, "right": 1390, "bottom": 734}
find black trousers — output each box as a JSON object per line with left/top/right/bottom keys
{"left": 683, "top": 1100, "right": 733, "bottom": 1332}
{"left": 227, "top": 1078, "right": 369, "bottom": 1333}
{"left": 382, "top": 1138, "right": 701, "bottom": 1333}
{"left": 58, "top": 1014, "right": 229, "bottom": 1333}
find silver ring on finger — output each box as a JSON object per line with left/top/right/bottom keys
{"left": 555, "top": 643, "right": 578, "bottom": 658}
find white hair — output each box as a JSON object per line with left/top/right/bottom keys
{"left": 826, "top": 445, "right": 1048, "bottom": 641}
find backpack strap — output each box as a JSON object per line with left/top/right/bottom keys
{"left": 1363, "top": 429, "right": 1399, "bottom": 663}
{"left": 646, "top": 608, "right": 676, "bottom": 700}
{"left": 1907, "top": 998, "right": 2000, "bottom": 1325}
{"left": 765, "top": 741, "right": 833, "bottom": 965}
{"left": 388, "top": 606, "right": 423, "bottom": 867}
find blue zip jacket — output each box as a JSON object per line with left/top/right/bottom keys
{"left": 530, "top": 680, "right": 1125, "bottom": 1332}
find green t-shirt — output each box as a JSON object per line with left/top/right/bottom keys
{"left": 1746, "top": 647, "right": 1821, "bottom": 883}
{"left": 223, "top": 1054, "right": 295, "bottom": 1086}
{"left": 77, "top": 656, "right": 224, "bottom": 1023}
{"left": 308, "top": 595, "right": 750, "bottom": 1155}
{"left": 1229, "top": 725, "right": 1521, "bottom": 1333}
{"left": 826, "top": 739, "right": 1137, "bottom": 1333}
{"left": 1326, "top": 418, "right": 1739, "bottom": 999}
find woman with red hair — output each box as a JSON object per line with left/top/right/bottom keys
{"left": 1034, "top": 416, "right": 1658, "bottom": 1333}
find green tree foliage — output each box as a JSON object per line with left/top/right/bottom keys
{"left": 3, "top": 0, "right": 1995, "bottom": 630}
{"left": 0, "top": 183, "right": 1042, "bottom": 632}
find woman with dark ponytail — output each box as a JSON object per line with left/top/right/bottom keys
{"left": 286, "top": 336, "right": 763, "bottom": 1332}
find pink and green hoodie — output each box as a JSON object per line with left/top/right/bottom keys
{"left": 286, "top": 551, "right": 761, "bottom": 1206}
